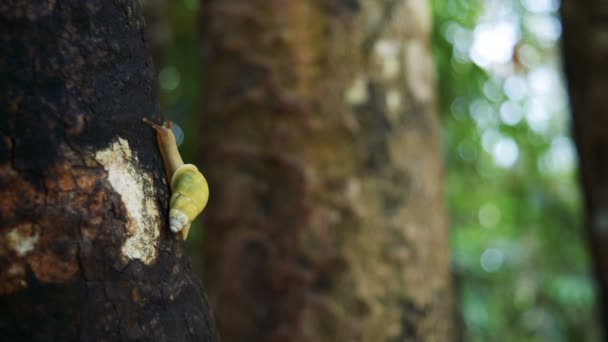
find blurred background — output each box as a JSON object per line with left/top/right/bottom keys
{"left": 145, "top": 0, "right": 599, "bottom": 340}
{"left": 434, "top": 0, "right": 598, "bottom": 340}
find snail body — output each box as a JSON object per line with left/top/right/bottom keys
{"left": 143, "top": 118, "right": 209, "bottom": 240}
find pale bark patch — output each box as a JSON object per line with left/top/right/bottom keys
{"left": 406, "top": 0, "right": 432, "bottom": 36}
{"left": 374, "top": 39, "right": 401, "bottom": 80}
{"left": 386, "top": 89, "right": 402, "bottom": 113}
{"left": 404, "top": 40, "right": 435, "bottom": 103}
{"left": 345, "top": 75, "right": 369, "bottom": 106}
{"left": 95, "top": 138, "right": 160, "bottom": 264}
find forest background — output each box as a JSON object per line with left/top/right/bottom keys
{"left": 151, "top": 0, "right": 597, "bottom": 340}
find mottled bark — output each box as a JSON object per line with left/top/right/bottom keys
{"left": 198, "top": 0, "right": 452, "bottom": 341}
{"left": 0, "top": 2, "right": 217, "bottom": 341}
{"left": 561, "top": 1, "right": 608, "bottom": 338}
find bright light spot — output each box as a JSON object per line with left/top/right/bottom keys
{"left": 525, "top": 98, "right": 550, "bottom": 133}
{"left": 517, "top": 44, "right": 541, "bottom": 67}
{"left": 521, "top": 0, "right": 559, "bottom": 13}
{"left": 525, "top": 14, "right": 562, "bottom": 45}
{"left": 503, "top": 75, "right": 528, "bottom": 101}
{"left": 470, "top": 99, "right": 497, "bottom": 128}
{"left": 470, "top": 21, "right": 519, "bottom": 68}
{"left": 483, "top": 79, "right": 503, "bottom": 103}
{"left": 443, "top": 22, "right": 473, "bottom": 62}
{"left": 171, "top": 122, "right": 185, "bottom": 146}
{"left": 482, "top": 129, "right": 501, "bottom": 153}
{"left": 528, "top": 66, "right": 560, "bottom": 96}
{"left": 479, "top": 203, "right": 501, "bottom": 228}
{"left": 500, "top": 100, "right": 523, "bottom": 126}
{"left": 481, "top": 248, "right": 504, "bottom": 272}
{"left": 550, "top": 136, "right": 576, "bottom": 171}
{"left": 493, "top": 137, "right": 519, "bottom": 168}
{"left": 442, "top": 21, "right": 463, "bottom": 43}
{"left": 539, "top": 136, "right": 577, "bottom": 174}
{"left": 159, "top": 66, "right": 181, "bottom": 91}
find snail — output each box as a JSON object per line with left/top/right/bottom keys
{"left": 143, "top": 118, "right": 209, "bottom": 240}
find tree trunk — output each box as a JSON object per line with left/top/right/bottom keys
{"left": 0, "top": 2, "right": 217, "bottom": 341}
{"left": 198, "top": 0, "right": 453, "bottom": 341}
{"left": 561, "top": 1, "right": 608, "bottom": 338}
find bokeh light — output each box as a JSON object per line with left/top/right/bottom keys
{"left": 434, "top": 0, "right": 599, "bottom": 339}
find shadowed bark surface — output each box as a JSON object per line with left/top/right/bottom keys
{"left": 561, "top": 1, "right": 608, "bottom": 339}
{"left": 198, "top": 0, "right": 453, "bottom": 341}
{"left": 0, "top": 1, "right": 217, "bottom": 341}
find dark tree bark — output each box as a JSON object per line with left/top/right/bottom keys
{"left": 198, "top": 0, "right": 453, "bottom": 341}
{"left": 561, "top": 1, "right": 608, "bottom": 339}
{"left": 0, "top": 2, "right": 217, "bottom": 341}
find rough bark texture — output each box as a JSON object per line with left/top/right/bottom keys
{"left": 198, "top": 0, "right": 453, "bottom": 341}
{"left": 0, "top": 2, "right": 217, "bottom": 341}
{"left": 561, "top": 1, "right": 608, "bottom": 338}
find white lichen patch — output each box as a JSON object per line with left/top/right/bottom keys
{"left": 7, "top": 223, "right": 39, "bottom": 256}
{"left": 95, "top": 138, "right": 160, "bottom": 264}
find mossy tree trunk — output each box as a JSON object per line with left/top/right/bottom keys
{"left": 198, "top": 0, "right": 453, "bottom": 341}
{"left": 561, "top": 1, "right": 608, "bottom": 338}
{"left": 0, "top": 2, "right": 217, "bottom": 340}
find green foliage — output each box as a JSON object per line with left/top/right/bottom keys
{"left": 432, "top": 0, "right": 599, "bottom": 340}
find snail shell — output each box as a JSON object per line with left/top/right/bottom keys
{"left": 169, "top": 164, "right": 209, "bottom": 239}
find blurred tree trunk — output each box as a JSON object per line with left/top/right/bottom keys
{"left": 198, "top": 0, "right": 453, "bottom": 341}
{"left": 561, "top": 1, "right": 608, "bottom": 338}
{"left": 0, "top": 2, "right": 217, "bottom": 341}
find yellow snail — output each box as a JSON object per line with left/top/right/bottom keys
{"left": 143, "top": 118, "right": 209, "bottom": 240}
